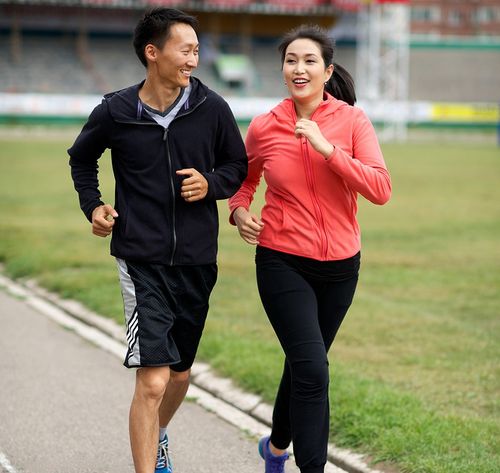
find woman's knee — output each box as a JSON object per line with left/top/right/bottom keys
{"left": 291, "top": 359, "right": 329, "bottom": 400}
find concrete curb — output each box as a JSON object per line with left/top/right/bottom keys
{"left": 0, "top": 271, "right": 384, "bottom": 473}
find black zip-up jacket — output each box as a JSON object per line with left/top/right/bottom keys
{"left": 68, "top": 77, "right": 247, "bottom": 265}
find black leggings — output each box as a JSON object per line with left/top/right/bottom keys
{"left": 255, "top": 246, "right": 360, "bottom": 473}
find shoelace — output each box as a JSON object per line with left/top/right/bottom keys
{"left": 156, "top": 440, "right": 172, "bottom": 469}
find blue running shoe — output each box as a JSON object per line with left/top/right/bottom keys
{"left": 155, "top": 434, "right": 173, "bottom": 473}
{"left": 258, "top": 436, "right": 289, "bottom": 473}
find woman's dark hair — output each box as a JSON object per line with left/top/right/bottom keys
{"left": 328, "top": 63, "right": 356, "bottom": 105}
{"left": 133, "top": 8, "right": 198, "bottom": 68}
{"left": 278, "top": 24, "right": 356, "bottom": 105}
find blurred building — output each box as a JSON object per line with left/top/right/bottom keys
{"left": 405, "top": 0, "right": 500, "bottom": 102}
{"left": 411, "top": 0, "right": 500, "bottom": 37}
{"left": 0, "top": 1, "right": 499, "bottom": 104}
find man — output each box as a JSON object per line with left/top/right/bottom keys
{"left": 68, "top": 8, "right": 247, "bottom": 473}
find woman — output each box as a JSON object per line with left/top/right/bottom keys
{"left": 229, "top": 25, "right": 391, "bottom": 473}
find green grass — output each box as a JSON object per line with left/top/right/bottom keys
{"left": 0, "top": 134, "right": 499, "bottom": 472}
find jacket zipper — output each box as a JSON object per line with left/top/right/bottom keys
{"left": 298, "top": 106, "right": 329, "bottom": 260}
{"left": 302, "top": 140, "right": 329, "bottom": 259}
{"left": 163, "top": 128, "right": 177, "bottom": 266}
{"left": 164, "top": 96, "right": 207, "bottom": 265}
{"left": 116, "top": 95, "right": 208, "bottom": 265}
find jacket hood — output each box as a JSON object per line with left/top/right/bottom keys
{"left": 104, "top": 76, "right": 209, "bottom": 123}
{"left": 270, "top": 92, "right": 350, "bottom": 122}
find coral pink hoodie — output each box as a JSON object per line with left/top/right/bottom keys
{"left": 229, "top": 94, "right": 391, "bottom": 261}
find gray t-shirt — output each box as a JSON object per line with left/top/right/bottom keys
{"left": 142, "top": 83, "right": 192, "bottom": 128}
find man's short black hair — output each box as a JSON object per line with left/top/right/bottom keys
{"left": 133, "top": 8, "right": 198, "bottom": 68}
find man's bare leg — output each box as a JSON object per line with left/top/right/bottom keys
{"left": 159, "top": 368, "right": 191, "bottom": 428}
{"left": 130, "top": 366, "right": 170, "bottom": 473}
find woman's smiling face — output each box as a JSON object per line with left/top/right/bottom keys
{"left": 282, "top": 38, "right": 333, "bottom": 105}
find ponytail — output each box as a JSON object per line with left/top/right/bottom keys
{"left": 325, "top": 63, "right": 356, "bottom": 106}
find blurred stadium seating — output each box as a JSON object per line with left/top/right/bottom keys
{"left": 0, "top": 0, "right": 345, "bottom": 96}
{"left": 0, "top": 32, "right": 286, "bottom": 96}
{"left": 0, "top": 1, "right": 498, "bottom": 103}
{"left": 3, "top": 28, "right": 498, "bottom": 102}
{"left": 0, "top": 34, "right": 96, "bottom": 94}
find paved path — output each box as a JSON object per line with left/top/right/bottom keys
{"left": 0, "top": 288, "right": 310, "bottom": 473}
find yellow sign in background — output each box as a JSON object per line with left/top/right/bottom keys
{"left": 431, "top": 103, "right": 500, "bottom": 124}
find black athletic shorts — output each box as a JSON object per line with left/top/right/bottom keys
{"left": 116, "top": 258, "right": 217, "bottom": 370}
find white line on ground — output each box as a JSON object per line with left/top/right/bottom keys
{"left": 0, "top": 451, "right": 18, "bottom": 473}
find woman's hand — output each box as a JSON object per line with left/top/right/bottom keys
{"left": 233, "top": 207, "right": 264, "bottom": 245}
{"left": 295, "top": 119, "right": 335, "bottom": 159}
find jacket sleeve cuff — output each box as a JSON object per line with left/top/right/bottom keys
{"left": 83, "top": 200, "right": 105, "bottom": 223}
{"left": 228, "top": 199, "right": 248, "bottom": 225}
{"left": 325, "top": 145, "right": 337, "bottom": 161}
{"left": 202, "top": 173, "right": 217, "bottom": 201}
{"left": 229, "top": 206, "right": 245, "bottom": 226}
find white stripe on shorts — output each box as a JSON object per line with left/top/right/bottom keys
{"left": 126, "top": 311, "right": 138, "bottom": 346}
{"left": 116, "top": 258, "right": 141, "bottom": 366}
